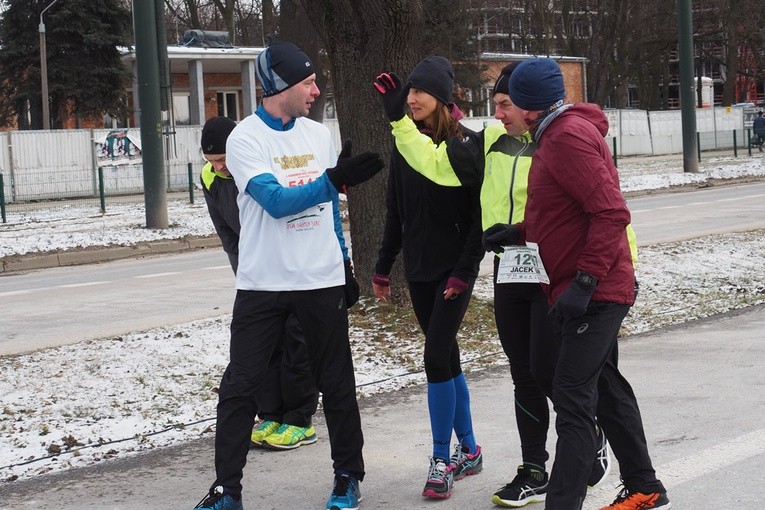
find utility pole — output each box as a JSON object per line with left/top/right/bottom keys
{"left": 677, "top": 0, "right": 699, "bottom": 173}
{"left": 39, "top": 0, "right": 63, "bottom": 130}
{"left": 132, "top": 0, "right": 168, "bottom": 228}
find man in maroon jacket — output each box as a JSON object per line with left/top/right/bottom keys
{"left": 482, "top": 58, "right": 671, "bottom": 510}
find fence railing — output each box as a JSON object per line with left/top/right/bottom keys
{"left": 0, "top": 107, "right": 760, "bottom": 222}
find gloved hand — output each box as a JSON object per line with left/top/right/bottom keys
{"left": 482, "top": 223, "right": 521, "bottom": 253}
{"left": 373, "top": 72, "right": 408, "bottom": 122}
{"left": 550, "top": 280, "right": 596, "bottom": 321}
{"left": 326, "top": 140, "right": 384, "bottom": 193}
{"left": 371, "top": 273, "right": 391, "bottom": 302}
{"left": 444, "top": 276, "right": 469, "bottom": 300}
{"left": 344, "top": 259, "right": 360, "bottom": 308}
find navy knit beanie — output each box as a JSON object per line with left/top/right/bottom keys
{"left": 507, "top": 58, "right": 566, "bottom": 110}
{"left": 201, "top": 116, "right": 236, "bottom": 155}
{"left": 492, "top": 63, "right": 519, "bottom": 96}
{"left": 256, "top": 41, "right": 315, "bottom": 97}
{"left": 407, "top": 56, "right": 454, "bottom": 105}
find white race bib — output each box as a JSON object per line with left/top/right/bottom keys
{"left": 496, "top": 242, "right": 550, "bottom": 284}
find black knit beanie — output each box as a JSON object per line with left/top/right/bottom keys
{"left": 492, "top": 63, "right": 519, "bottom": 96}
{"left": 201, "top": 116, "right": 236, "bottom": 155}
{"left": 507, "top": 58, "right": 566, "bottom": 110}
{"left": 407, "top": 55, "right": 454, "bottom": 105}
{"left": 256, "top": 41, "right": 315, "bottom": 97}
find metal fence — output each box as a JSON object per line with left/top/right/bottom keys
{"left": 0, "top": 106, "right": 761, "bottom": 223}
{"left": 0, "top": 126, "right": 203, "bottom": 220}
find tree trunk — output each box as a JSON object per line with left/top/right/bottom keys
{"left": 279, "top": 0, "right": 327, "bottom": 122}
{"left": 301, "top": 0, "right": 423, "bottom": 303}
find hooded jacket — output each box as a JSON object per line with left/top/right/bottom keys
{"left": 520, "top": 103, "right": 636, "bottom": 305}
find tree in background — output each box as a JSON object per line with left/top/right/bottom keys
{"left": 300, "top": 0, "right": 425, "bottom": 302}
{"left": 0, "top": 0, "right": 132, "bottom": 129}
{"left": 418, "top": 0, "right": 486, "bottom": 115}
{"left": 163, "top": 0, "right": 268, "bottom": 46}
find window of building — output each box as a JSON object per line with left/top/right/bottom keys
{"left": 172, "top": 93, "right": 191, "bottom": 125}
{"left": 217, "top": 91, "right": 239, "bottom": 120}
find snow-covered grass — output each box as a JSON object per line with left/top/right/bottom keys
{"left": 1, "top": 153, "right": 764, "bottom": 482}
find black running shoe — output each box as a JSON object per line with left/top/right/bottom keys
{"left": 491, "top": 464, "right": 548, "bottom": 507}
{"left": 588, "top": 424, "right": 612, "bottom": 488}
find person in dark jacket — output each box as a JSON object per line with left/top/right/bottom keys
{"left": 753, "top": 110, "right": 765, "bottom": 151}
{"left": 483, "top": 58, "right": 671, "bottom": 510}
{"left": 200, "top": 116, "right": 320, "bottom": 452}
{"left": 372, "top": 56, "right": 484, "bottom": 501}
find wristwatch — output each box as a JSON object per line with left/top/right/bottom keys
{"left": 573, "top": 270, "right": 598, "bottom": 288}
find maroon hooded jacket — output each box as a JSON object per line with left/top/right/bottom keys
{"left": 519, "top": 103, "right": 636, "bottom": 305}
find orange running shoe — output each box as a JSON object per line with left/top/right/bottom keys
{"left": 600, "top": 487, "right": 672, "bottom": 510}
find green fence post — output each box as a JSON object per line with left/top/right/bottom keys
{"left": 0, "top": 173, "right": 6, "bottom": 224}
{"left": 733, "top": 130, "right": 737, "bottom": 158}
{"left": 612, "top": 137, "right": 618, "bottom": 168}
{"left": 696, "top": 132, "right": 701, "bottom": 162}
{"left": 747, "top": 128, "right": 752, "bottom": 157}
{"left": 98, "top": 167, "right": 106, "bottom": 213}
{"left": 188, "top": 162, "right": 194, "bottom": 204}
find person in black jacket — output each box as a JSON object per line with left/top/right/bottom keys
{"left": 200, "top": 116, "right": 319, "bottom": 451}
{"left": 371, "top": 56, "right": 484, "bottom": 501}
{"left": 753, "top": 110, "right": 765, "bottom": 151}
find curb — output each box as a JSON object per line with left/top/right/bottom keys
{"left": 0, "top": 235, "right": 222, "bottom": 274}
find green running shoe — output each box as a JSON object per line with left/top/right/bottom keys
{"left": 264, "top": 423, "right": 317, "bottom": 450}
{"left": 250, "top": 420, "right": 280, "bottom": 447}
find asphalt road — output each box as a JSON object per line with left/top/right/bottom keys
{"left": 0, "top": 250, "right": 236, "bottom": 355}
{"left": 3, "top": 305, "right": 764, "bottom": 509}
{"left": 1, "top": 182, "right": 764, "bottom": 356}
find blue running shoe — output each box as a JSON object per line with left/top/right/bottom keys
{"left": 194, "top": 486, "right": 243, "bottom": 510}
{"left": 326, "top": 474, "right": 362, "bottom": 510}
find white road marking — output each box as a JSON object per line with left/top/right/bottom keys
{"left": 0, "top": 289, "right": 35, "bottom": 297}
{"left": 585, "top": 429, "right": 765, "bottom": 507}
{"left": 0, "top": 266, "right": 226, "bottom": 296}
{"left": 59, "top": 281, "right": 109, "bottom": 288}
{"left": 132, "top": 272, "right": 181, "bottom": 279}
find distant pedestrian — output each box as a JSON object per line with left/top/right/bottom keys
{"left": 752, "top": 110, "right": 765, "bottom": 151}
{"left": 372, "top": 56, "right": 484, "bottom": 501}
{"left": 484, "top": 57, "right": 671, "bottom": 510}
{"left": 199, "top": 116, "right": 320, "bottom": 453}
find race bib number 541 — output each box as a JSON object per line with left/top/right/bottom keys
{"left": 496, "top": 242, "right": 550, "bottom": 284}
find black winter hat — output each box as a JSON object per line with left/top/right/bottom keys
{"left": 492, "top": 63, "right": 519, "bottom": 96}
{"left": 507, "top": 58, "right": 566, "bottom": 111}
{"left": 256, "top": 41, "right": 315, "bottom": 97}
{"left": 201, "top": 116, "right": 236, "bottom": 155}
{"left": 407, "top": 55, "right": 454, "bottom": 105}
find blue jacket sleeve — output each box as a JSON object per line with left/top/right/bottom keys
{"left": 333, "top": 197, "right": 349, "bottom": 260}
{"left": 245, "top": 172, "right": 338, "bottom": 219}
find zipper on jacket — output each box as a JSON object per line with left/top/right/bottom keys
{"left": 508, "top": 137, "right": 529, "bottom": 223}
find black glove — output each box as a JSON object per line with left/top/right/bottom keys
{"left": 344, "top": 259, "right": 360, "bottom": 308}
{"left": 373, "top": 72, "right": 408, "bottom": 122}
{"left": 550, "top": 279, "right": 596, "bottom": 321}
{"left": 481, "top": 223, "right": 521, "bottom": 253}
{"left": 326, "top": 140, "right": 384, "bottom": 192}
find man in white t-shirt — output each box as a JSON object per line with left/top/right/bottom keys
{"left": 193, "top": 41, "right": 383, "bottom": 510}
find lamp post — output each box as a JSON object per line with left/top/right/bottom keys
{"left": 39, "top": 0, "right": 63, "bottom": 130}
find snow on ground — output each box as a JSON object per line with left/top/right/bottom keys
{"left": 1, "top": 153, "right": 764, "bottom": 482}
{"left": 1, "top": 153, "right": 763, "bottom": 258}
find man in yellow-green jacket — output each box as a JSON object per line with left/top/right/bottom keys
{"left": 374, "top": 64, "right": 614, "bottom": 507}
